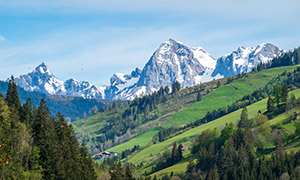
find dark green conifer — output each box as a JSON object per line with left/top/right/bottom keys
{"left": 5, "top": 76, "right": 21, "bottom": 111}
{"left": 238, "top": 107, "right": 250, "bottom": 129}
{"left": 125, "top": 163, "right": 135, "bottom": 180}
{"left": 197, "top": 92, "right": 202, "bottom": 101}
{"left": 281, "top": 83, "right": 288, "bottom": 104}
{"left": 273, "top": 84, "right": 282, "bottom": 106}
{"left": 110, "top": 161, "right": 124, "bottom": 180}
{"left": 267, "top": 96, "right": 274, "bottom": 112}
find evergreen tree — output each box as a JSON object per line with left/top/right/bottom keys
{"left": 273, "top": 84, "right": 282, "bottom": 106}
{"left": 110, "top": 161, "right": 124, "bottom": 180}
{"left": 125, "top": 163, "right": 135, "bottom": 180}
{"left": 164, "top": 86, "right": 170, "bottom": 94}
{"left": 5, "top": 76, "right": 21, "bottom": 112}
{"left": 177, "top": 144, "right": 183, "bottom": 161}
{"left": 79, "top": 143, "right": 97, "bottom": 180}
{"left": 217, "top": 81, "right": 221, "bottom": 88}
{"left": 281, "top": 83, "right": 288, "bottom": 104}
{"left": 197, "top": 92, "right": 202, "bottom": 101}
{"left": 267, "top": 96, "right": 274, "bottom": 112}
{"left": 238, "top": 107, "right": 250, "bottom": 130}
{"left": 171, "top": 142, "right": 178, "bottom": 163}
{"left": 172, "top": 81, "right": 181, "bottom": 94}
{"left": 207, "top": 164, "right": 220, "bottom": 180}
{"left": 275, "top": 131, "right": 284, "bottom": 157}
{"left": 20, "top": 98, "right": 34, "bottom": 129}
{"left": 0, "top": 96, "right": 11, "bottom": 171}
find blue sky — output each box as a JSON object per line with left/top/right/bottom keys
{"left": 0, "top": 0, "right": 299, "bottom": 85}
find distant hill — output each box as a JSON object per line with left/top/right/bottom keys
{"left": 0, "top": 80, "right": 108, "bottom": 121}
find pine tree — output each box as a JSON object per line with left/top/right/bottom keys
{"left": 32, "top": 98, "right": 50, "bottom": 147}
{"left": 0, "top": 96, "right": 11, "bottom": 170}
{"left": 164, "top": 86, "right": 170, "bottom": 94}
{"left": 172, "top": 81, "right": 181, "bottom": 94}
{"left": 238, "top": 107, "right": 250, "bottom": 129}
{"left": 267, "top": 96, "right": 274, "bottom": 112}
{"left": 125, "top": 163, "right": 135, "bottom": 180}
{"left": 110, "top": 161, "right": 124, "bottom": 180}
{"left": 281, "top": 83, "right": 288, "bottom": 104}
{"left": 79, "top": 143, "right": 97, "bottom": 180}
{"left": 5, "top": 76, "right": 21, "bottom": 112}
{"left": 20, "top": 98, "right": 34, "bottom": 129}
{"left": 273, "top": 85, "right": 282, "bottom": 106}
{"left": 177, "top": 144, "right": 183, "bottom": 161}
{"left": 207, "top": 164, "right": 220, "bottom": 180}
{"left": 197, "top": 92, "right": 202, "bottom": 101}
{"left": 217, "top": 81, "right": 221, "bottom": 88}
{"left": 275, "top": 131, "right": 284, "bottom": 157}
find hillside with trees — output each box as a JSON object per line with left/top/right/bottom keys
{"left": 0, "top": 77, "right": 98, "bottom": 179}
{"left": 0, "top": 80, "right": 107, "bottom": 121}
{"left": 71, "top": 47, "right": 300, "bottom": 179}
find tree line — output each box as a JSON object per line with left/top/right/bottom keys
{"left": 0, "top": 76, "right": 97, "bottom": 179}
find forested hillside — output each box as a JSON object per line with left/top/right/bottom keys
{"left": 0, "top": 77, "right": 97, "bottom": 179}
{"left": 71, "top": 47, "right": 300, "bottom": 180}
{"left": 0, "top": 79, "right": 107, "bottom": 121}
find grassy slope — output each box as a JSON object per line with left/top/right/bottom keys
{"left": 106, "top": 128, "right": 160, "bottom": 153}
{"left": 150, "top": 89, "right": 300, "bottom": 178}
{"left": 129, "top": 96, "right": 268, "bottom": 164}
{"left": 100, "top": 66, "right": 297, "bottom": 156}
{"left": 129, "top": 66, "right": 298, "bottom": 164}
{"left": 165, "top": 66, "right": 296, "bottom": 126}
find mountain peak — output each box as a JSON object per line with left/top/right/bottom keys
{"left": 35, "top": 62, "right": 52, "bottom": 76}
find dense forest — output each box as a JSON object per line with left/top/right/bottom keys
{"left": 0, "top": 77, "right": 98, "bottom": 179}
{"left": 0, "top": 80, "right": 106, "bottom": 121}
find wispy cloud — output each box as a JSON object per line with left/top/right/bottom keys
{"left": 0, "top": 0, "right": 299, "bottom": 86}
{"left": 1, "top": 0, "right": 299, "bottom": 18}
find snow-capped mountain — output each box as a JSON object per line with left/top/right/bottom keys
{"left": 104, "top": 68, "right": 141, "bottom": 99}
{"left": 212, "top": 43, "right": 283, "bottom": 77}
{"left": 15, "top": 63, "right": 106, "bottom": 99}
{"left": 15, "top": 63, "right": 65, "bottom": 95}
{"left": 112, "top": 39, "right": 220, "bottom": 100}
{"left": 13, "top": 40, "right": 283, "bottom": 100}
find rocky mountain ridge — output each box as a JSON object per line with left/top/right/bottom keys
{"left": 13, "top": 39, "right": 283, "bottom": 100}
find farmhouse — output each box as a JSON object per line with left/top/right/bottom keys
{"left": 94, "top": 152, "right": 118, "bottom": 160}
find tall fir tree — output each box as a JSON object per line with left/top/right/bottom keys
{"left": 281, "top": 83, "right": 288, "bottom": 104}
{"left": 273, "top": 84, "right": 282, "bottom": 106}
{"left": 267, "top": 96, "right": 274, "bottom": 112}
{"left": 124, "top": 163, "right": 135, "bottom": 180}
{"left": 79, "top": 143, "right": 97, "bottom": 180}
{"left": 5, "top": 76, "right": 21, "bottom": 112}
{"left": 110, "top": 161, "right": 124, "bottom": 180}
{"left": 197, "top": 92, "right": 202, "bottom": 101}
{"left": 238, "top": 107, "right": 250, "bottom": 130}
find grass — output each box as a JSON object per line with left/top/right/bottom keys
{"left": 73, "top": 66, "right": 297, "bottom": 156}
{"left": 150, "top": 152, "right": 196, "bottom": 178}
{"left": 105, "top": 128, "right": 160, "bottom": 153}
{"left": 165, "top": 66, "right": 297, "bottom": 126}
{"left": 134, "top": 88, "right": 300, "bottom": 177}
{"left": 129, "top": 94, "right": 268, "bottom": 164}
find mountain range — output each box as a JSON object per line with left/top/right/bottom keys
{"left": 13, "top": 39, "right": 283, "bottom": 100}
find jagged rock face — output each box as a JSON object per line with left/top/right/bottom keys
{"left": 15, "top": 63, "right": 106, "bottom": 99}
{"left": 212, "top": 43, "right": 283, "bottom": 77}
{"left": 136, "top": 39, "right": 216, "bottom": 94}
{"left": 13, "top": 40, "right": 283, "bottom": 101}
{"left": 15, "top": 62, "right": 65, "bottom": 95}
{"left": 104, "top": 68, "right": 141, "bottom": 99}
{"left": 63, "top": 79, "right": 105, "bottom": 99}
